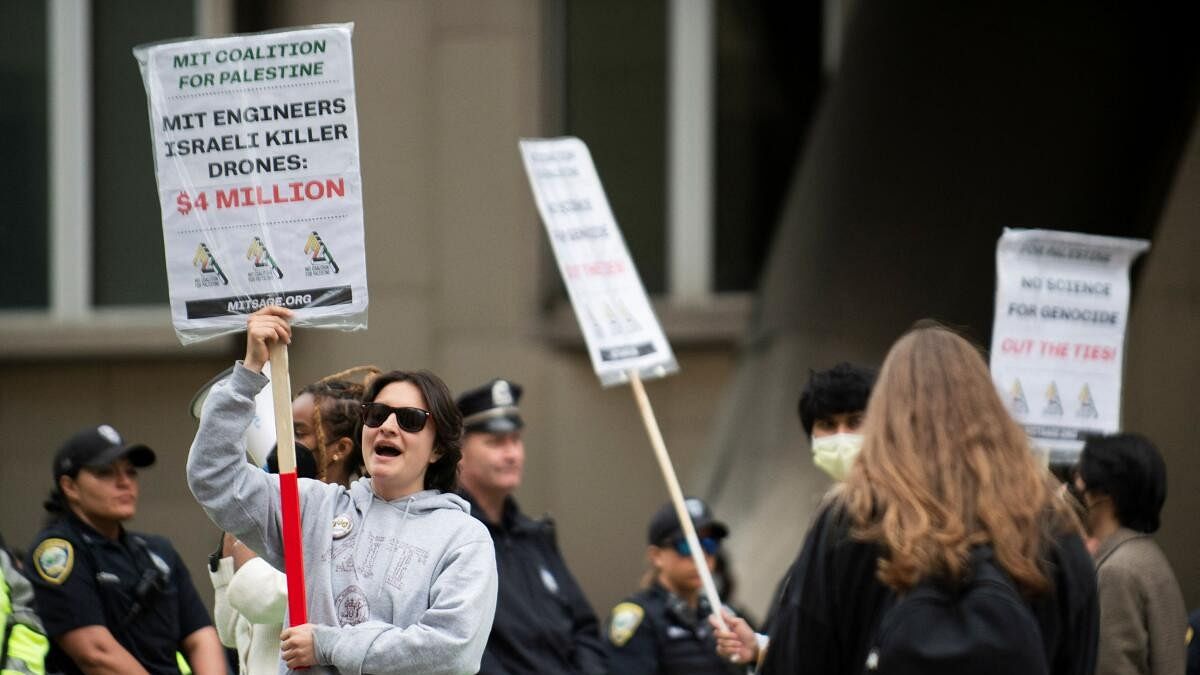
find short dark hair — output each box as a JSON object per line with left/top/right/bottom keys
{"left": 1079, "top": 432, "right": 1167, "bottom": 533}
{"left": 797, "top": 362, "right": 876, "bottom": 436}
{"left": 361, "top": 370, "right": 463, "bottom": 493}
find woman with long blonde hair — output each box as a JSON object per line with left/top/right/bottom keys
{"left": 723, "top": 323, "right": 1099, "bottom": 673}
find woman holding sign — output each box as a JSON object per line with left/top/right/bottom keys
{"left": 205, "top": 365, "right": 376, "bottom": 675}
{"left": 188, "top": 306, "right": 498, "bottom": 674}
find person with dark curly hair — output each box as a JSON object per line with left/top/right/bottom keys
{"left": 454, "top": 378, "right": 607, "bottom": 675}
{"left": 187, "top": 306, "right": 498, "bottom": 675}
{"left": 797, "top": 362, "right": 876, "bottom": 481}
{"left": 1074, "top": 433, "right": 1188, "bottom": 675}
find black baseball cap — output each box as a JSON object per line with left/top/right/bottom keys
{"left": 456, "top": 378, "right": 524, "bottom": 434}
{"left": 53, "top": 425, "right": 156, "bottom": 480}
{"left": 647, "top": 497, "right": 729, "bottom": 545}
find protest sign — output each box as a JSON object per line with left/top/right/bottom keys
{"left": 519, "top": 137, "right": 725, "bottom": 630}
{"left": 134, "top": 24, "right": 372, "bottom": 627}
{"left": 519, "top": 137, "right": 678, "bottom": 387}
{"left": 990, "top": 228, "right": 1149, "bottom": 464}
{"left": 134, "top": 24, "right": 367, "bottom": 345}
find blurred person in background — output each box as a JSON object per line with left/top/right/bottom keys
{"left": 798, "top": 362, "right": 876, "bottom": 482}
{"left": 746, "top": 360, "right": 878, "bottom": 651}
{"left": 605, "top": 498, "right": 747, "bottom": 675}
{"left": 0, "top": 531, "right": 49, "bottom": 675}
{"left": 1074, "top": 433, "right": 1188, "bottom": 675}
{"left": 28, "top": 425, "right": 224, "bottom": 675}
{"left": 455, "top": 378, "right": 606, "bottom": 675}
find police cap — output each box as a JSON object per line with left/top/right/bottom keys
{"left": 647, "top": 497, "right": 728, "bottom": 545}
{"left": 456, "top": 378, "right": 524, "bottom": 434}
{"left": 54, "top": 424, "right": 156, "bottom": 480}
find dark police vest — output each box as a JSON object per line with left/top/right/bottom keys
{"left": 462, "top": 494, "right": 607, "bottom": 675}
{"left": 27, "top": 515, "right": 204, "bottom": 675}
{"left": 605, "top": 583, "right": 742, "bottom": 675}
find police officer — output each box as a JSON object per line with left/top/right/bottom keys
{"left": 605, "top": 498, "right": 745, "bottom": 675}
{"left": 456, "top": 379, "right": 607, "bottom": 675}
{"left": 26, "top": 425, "right": 225, "bottom": 675}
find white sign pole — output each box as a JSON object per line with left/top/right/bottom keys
{"left": 520, "top": 137, "right": 724, "bottom": 628}
{"left": 989, "top": 228, "right": 1149, "bottom": 464}
{"left": 628, "top": 371, "right": 728, "bottom": 631}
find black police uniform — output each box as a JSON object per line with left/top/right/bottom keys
{"left": 27, "top": 512, "right": 212, "bottom": 675}
{"left": 461, "top": 493, "right": 607, "bottom": 675}
{"left": 604, "top": 582, "right": 742, "bottom": 675}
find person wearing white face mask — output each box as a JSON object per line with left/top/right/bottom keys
{"left": 798, "top": 362, "right": 875, "bottom": 481}
{"left": 709, "top": 362, "right": 876, "bottom": 669}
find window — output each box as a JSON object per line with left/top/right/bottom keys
{"left": 561, "top": 0, "right": 822, "bottom": 297}
{"left": 0, "top": 1, "right": 49, "bottom": 309}
{"left": 1, "top": 0, "right": 234, "bottom": 354}
{"left": 92, "top": 1, "right": 195, "bottom": 306}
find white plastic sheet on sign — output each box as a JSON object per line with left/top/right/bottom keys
{"left": 519, "top": 137, "right": 679, "bottom": 386}
{"left": 989, "top": 228, "right": 1149, "bottom": 464}
{"left": 133, "top": 24, "right": 368, "bottom": 344}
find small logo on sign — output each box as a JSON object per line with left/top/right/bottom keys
{"left": 1076, "top": 384, "right": 1098, "bottom": 419}
{"left": 193, "top": 243, "right": 229, "bottom": 287}
{"left": 1009, "top": 379, "right": 1028, "bottom": 416}
{"left": 1043, "top": 381, "right": 1063, "bottom": 417}
{"left": 246, "top": 236, "right": 283, "bottom": 281}
{"left": 303, "top": 231, "right": 340, "bottom": 277}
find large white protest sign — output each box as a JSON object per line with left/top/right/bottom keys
{"left": 520, "top": 137, "right": 679, "bottom": 386}
{"left": 990, "top": 228, "right": 1149, "bottom": 463}
{"left": 521, "top": 138, "right": 725, "bottom": 626}
{"left": 134, "top": 24, "right": 368, "bottom": 344}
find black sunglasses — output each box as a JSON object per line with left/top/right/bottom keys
{"left": 361, "top": 403, "right": 431, "bottom": 433}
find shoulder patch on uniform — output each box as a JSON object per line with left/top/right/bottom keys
{"left": 608, "top": 602, "right": 645, "bottom": 646}
{"left": 33, "top": 538, "right": 75, "bottom": 585}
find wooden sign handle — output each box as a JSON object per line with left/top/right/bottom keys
{"left": 269, "top": 343, "right": 309, "bottom": 628}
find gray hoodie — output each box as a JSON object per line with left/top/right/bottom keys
{"left": 187, "top": 364, "right": 498, "bottom": 675}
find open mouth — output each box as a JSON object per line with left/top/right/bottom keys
{"left": 375, "top": 446, "right": 401, "bottom": 458}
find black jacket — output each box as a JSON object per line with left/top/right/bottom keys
{"left": 26, "top": 513, "right": 211, "bottom": 675}
{"left": 762, "top": 503, "right": 1100, "bottom": 675}
{"left": 604, "top": 581, "right": 744, "bottom": 675}
{"left": 462, "top": 493, "right": 607, "bottom": 675}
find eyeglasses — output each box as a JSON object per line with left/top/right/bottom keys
{"left": 361, "top": 403, "right": 431, "bottom": 433}
{"left": 668, "top": 536, "right": 721, "bottom": 557}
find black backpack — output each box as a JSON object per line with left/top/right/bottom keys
{"left": 864, "top": 546, "right": 1048, "bottom": 675}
